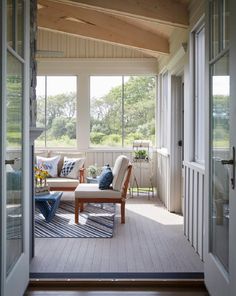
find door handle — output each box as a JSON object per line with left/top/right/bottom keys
{"left": 221, "top": 146, "right": 235, "bottom": 189}
{"left": 221, "top": 159, "right": 234, "bottom": 165}
{"left": 5, "top": 158, "right": 20, "bottom": 165}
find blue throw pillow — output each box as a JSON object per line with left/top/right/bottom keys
{"left": 99, "top": 165, "right": 113, "bottom": 190}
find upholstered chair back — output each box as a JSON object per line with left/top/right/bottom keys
{"left": 112, "top": 155, "right": 130, "bottom": 192}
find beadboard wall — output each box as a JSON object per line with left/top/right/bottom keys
{"left": 183, "top": 162, "right": 205, "bottom": 260}
{"left": 7, "top": 149, "right": 157, "bottom": 189}
{"left": 156, "top": 150, "right": 170, "bottom": 209}
{"left": 37, "top": 29, "right": 151, "bottom": 59}
{"left": 85, "top": 149, "right": 157, "bottom": 189}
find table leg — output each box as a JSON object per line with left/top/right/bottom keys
{"left": 75, "top": 198, "right": 79, "bottom": 224}
{"left": 80, "top": 202, "right": 84, "bottom": 212}
{"left": 46, "top": 195, "right": 62, "bottom": 223}
{"left": 35, "top": 201, "right": 51, "bottom": 221}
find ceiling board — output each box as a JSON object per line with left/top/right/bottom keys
{"left": 37, "top": 0, "right": 190, "bottom": 58}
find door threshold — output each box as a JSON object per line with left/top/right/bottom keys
{"left": 30, "top": 272, "right": 204, "bottom": 280}
{"left": 29, "top": 272, "right": 204, "bottom": 289}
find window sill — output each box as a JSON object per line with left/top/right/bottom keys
{"left": 183, "top": 161, "right": 205, "bottom": 173}
{"left": 156, "top": 148, "right": 169, "bottom": 157}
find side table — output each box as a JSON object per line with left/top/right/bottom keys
{"left": 86, "top": 176, "right": 100, "bottom": 183}
{"left": 35, "top": 191, "right": 63, "bottom": 222}
{"left": 131, "top": 159, "right": 154, "bottom": 199}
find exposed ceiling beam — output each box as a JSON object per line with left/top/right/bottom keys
{"left": 38, "top": 0, "right": 169, "bottom": 55}
{"left": 56, "top": 0, "right": 189, "bottom": 28}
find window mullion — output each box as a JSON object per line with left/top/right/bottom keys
{"left": 13, "top": 0, "right": 17, "bottom": 50}
{"left": 45, "top": 76, "right": 47, "bottom": 148}
{"left": 122, "top": 76, "right": 125, "bottom": 147}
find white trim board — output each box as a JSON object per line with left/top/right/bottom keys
{"left": 37, "top": 58, "right": 158, "bottom": 75}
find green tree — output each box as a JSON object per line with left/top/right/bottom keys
{"left": 36, "top": 92, "right": 76, "bottom": 147}
{"left": 90, "top": 76, "right": 156, "bottom": 146}
{"left": 7, "top": 76, "right": 22, "bottom": 147}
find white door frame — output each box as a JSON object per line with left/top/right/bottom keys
{"left": 204, "top": 0, "right": 236, "bottom": 295}
{"left": 229, "top": 1, "right": 236, "bottom": 293}
{"left": 1, "top": 1, "right": 30, "bottom": 295}
{"left": 170, "top": 74, "right": 183, "bottom": 213}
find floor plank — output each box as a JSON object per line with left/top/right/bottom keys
{"left": 30, "top": 195, "right": 203, "bottom": 273}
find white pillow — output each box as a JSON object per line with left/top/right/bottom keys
{"left": 60, "top": 157, "right": 85, "bottom": 179}
{"left": 36, "top": 155, "right": 60, "bottom": 177}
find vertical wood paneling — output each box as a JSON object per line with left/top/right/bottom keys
{"left": 156, "top": 151, "right": 170, "bottom": 208}
{"left": 185, "top": 168, "right": 189, "bottom": 237}
{"left": 186, "top": 167, "right": 190, "bottom": 238}
{"left": 199, "top": 173, "right": 204, "bottom": 260}
{"left": 105, "top": 153, "right": 113, "bottom": 167}
{"left": 183, "top": 162, "right": 205, "bottom": 260}
{"left": 193, "top": 172, "right": 199, "bottom": 250}
{"left": 189, "top": 169, "right": 193, "bottom": 243}
{"left": 37, "top": 29, "right": 150, "bottom": 59}
{"left": 84, "top": 150, "right": 153, "bottom": 188}
{"left": 198, "top": 173, "right": 204, "bottom": 259}
{"left": 184, "top": 166, "right": 187, "bottom": 235}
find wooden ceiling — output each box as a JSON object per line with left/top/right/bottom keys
{"left": 37, "top": 0, "right": 190, "bottom": 58}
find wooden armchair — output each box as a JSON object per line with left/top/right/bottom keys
{"left": 74, "top": 155, "right": 132, "bottom": 224}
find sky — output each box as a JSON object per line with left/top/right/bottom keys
{"left": 36, "top": 76, "right": 132, "bottom": 98}
{"left": 36, "top": 75, "right": 230, "bottom": 98}
{"left": 36, "top": 76, "right": 77, "bottom": 97}
{"left": 212, "top": 76, "right": 230, "bottom": 96}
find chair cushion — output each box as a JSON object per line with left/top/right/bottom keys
{"left": 46, "top": 177, "right": 79, "bottom": 188}
{"left": 60, "top": 157, "right": 85, "bottom": 179}
{"left": 75, "top": 184, "right": 122, "bottom": 199}
{"left": 112, "top": 155, "right": 130, "bottom": 191}
{"left": 99, "top": 165, "right": 113, "bottom": 190}
{"left": 36, "top": 155, "right": 60, "bottom": 177}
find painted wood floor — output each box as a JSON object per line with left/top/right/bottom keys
{"left": 30, "top": 194, "right": 203, "bottom": 273}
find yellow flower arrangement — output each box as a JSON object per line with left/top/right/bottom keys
{"left": 34, "top": 166, "right": 49, "bottom": 187}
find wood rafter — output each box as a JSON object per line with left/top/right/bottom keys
{"left": 56, "top": 0, "right": 189, "bottom": 28}
{"left": 38, "top": 0, "right": 169, "bottom": 55}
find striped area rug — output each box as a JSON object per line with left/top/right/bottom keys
{"left": 35, "top": 201, "right": 115, "bottom": 238}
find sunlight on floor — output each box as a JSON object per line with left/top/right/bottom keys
{"left": 126, "top": 196, "right": 183, "bottom": 226}
{"left": 61, "top": 192, "right": 183, "bottom": 226}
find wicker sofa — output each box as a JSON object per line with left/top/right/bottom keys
{"left": 35, "top": 150, "right": 85, "bottom": 191}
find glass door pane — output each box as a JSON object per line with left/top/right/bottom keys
{"left": 7, "top": 0, "right": 14, "bottom": 48}
{"left": 211, "top": 0, "right": 220, "bottom": 58}
{"left": 222, "top": 0, "right": 229, "bottom": 49}
{"left": 17, "top": 0, "right": 24, "bottom": 56}
{"left": 210, "top": 53, "right": 230, "bottom": 271}
{"left": 6, "top": 51, "right": 24, "bottom": 275}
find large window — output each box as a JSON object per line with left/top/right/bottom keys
{"left": 90, "top": 75, "right": 156, "bottom": 147}
{"left": 36, "top": 76, "right": 77, "bottom": 148}
{"left": 194, "top": 25, "right": 205, "bottom": 163}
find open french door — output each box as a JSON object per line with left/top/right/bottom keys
{"left": 205, "top": 0, "right": 236, "bottom": 295}
{"left": 1, "top": 1, "right": 30, "bottom": 295}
